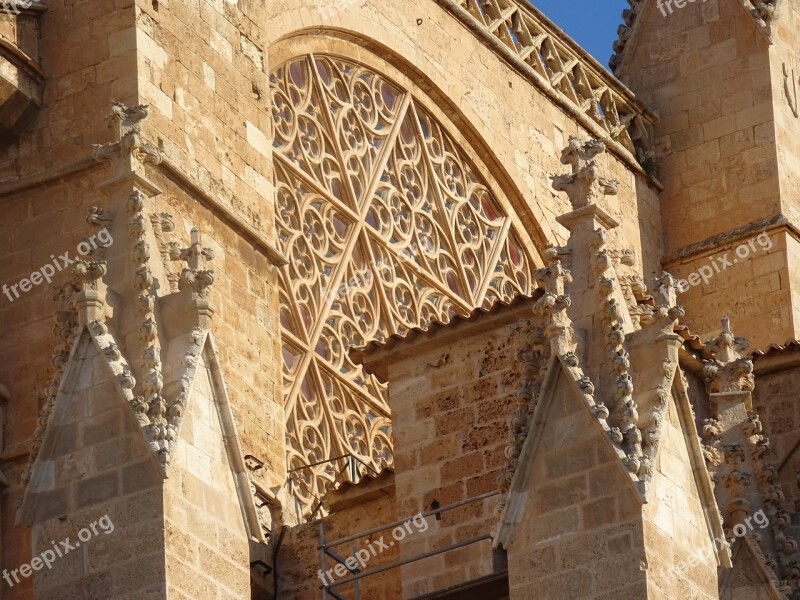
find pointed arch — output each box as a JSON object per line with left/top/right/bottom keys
{"left": 270, "top": 41, "right": 544, "bottom": 517}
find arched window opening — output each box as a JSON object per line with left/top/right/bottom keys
{"left": 270, "top": 54, "right": 537, "bottom": 518}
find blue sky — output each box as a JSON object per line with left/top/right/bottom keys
{"left": 530, "top": 0, "right": 629, "bottom": 69}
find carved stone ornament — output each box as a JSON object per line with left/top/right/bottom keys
{"left": 92, "top": 102, "right": 162, "bottom": 165}
{"left": 749, "top": 0, "right": 779, "bottom": 28}
{"left": 551, "top": 137, "right": 619, "bottom": 210}
{"left": 495, "top": 320, "right": 551, "bottom": 516}
{"left": 703, "top": 316, "right": 755, "bottom": 393}
{"left": 22, "top": 282, "right": 80, "bottom": 484}
{"left": 174, "top": 228, "right": 215, "bottom": 299}
{"left": 271, "top": 54, "right": 541, "bottom": 517}
{"left": 71, "top": 260, "right": 107, "bottom": 292}
{"left": 609, "top": 0, "right": 645, "bottom": 72}
{"left": 125, "top": 190, "right": 172, "bottom": 469}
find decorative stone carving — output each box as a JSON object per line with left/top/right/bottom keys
{"left": 702, "top": 417, "right": 725, "bottom": 473}
{"left": 551, "top": 137, "right": 619, "bottom": 210}
{"left": 125, "top": 190, "right": 171, "bottom": 468}
{"left": 92, "top": 102, "right": 162, "bottom": 165}
{"left": 447, "top": 0, "right": 655, "bottom": 155}
{"left": 0, "top": 1, "right": 44, "bottom": 14}
{"left": 651, "top": 273, "right": 685, "bottom": 337}
{"left": 271, "top": 54, "right": 540, "bottom": 517}
{"left": 151, "top": 213, "right": 179, "bottom": 292}
{"left": 86, "top": 206, "right": 114, "bottom": 226}
{"left": 71, "top": 260, "right": 107, "bottom": 292}
{"left": 612, "top": 246, "right": 653, "bottom": 331}
{"left": 609, "top": 0, "right": 644, "bottom": 72}
{"left": 703, "top": 316, "right": 755, "bottom": 393}
{"left": 495, "top": 319, "right": 550, "bottom": 516}
{"left": 747, "top": 421, "right": 799, "bottom": 591}
{"left": 163, "top": 327, "right": 208, "bottom": 458}
{"left": 750, "top": 0, "right": 778, "bottom": 27}
{"left": 590, "top": 225, "right": 645, "bottom": 478}
{"left": 734, "top": 0, "right": 782, "bottom": 40}
{"left": 533, "top": 248, "right": 577, "bottom": 360}
{"left": 700, "top": 317, "right": 798, "bottom": 594}
{"left": 22, "top": 282, "right": 80, "bottom": 484}
{"left": 171, "top": 228, "right": 215, "bottom": 299}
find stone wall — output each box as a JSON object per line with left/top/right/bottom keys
{"left": 133, "top": 0, "right": 275, "bottom": 239}
{"left": 0, "top": 0, "right": 713, "bottom": 598}
{"left": 771, "top": 1, "right": 800, "bottom": 346}
{"left": 361, "top": 305, "right": 531, "bottom": 597}
{"left": 279, "top": 487, "right": 401, "bottom": 600}
{"left": 771, "top": 0, "right": 800, "bottom": 227}
{"left": 616, "top": 0, "right": 796, "bottom": 347}
{"left": 505, "top": 368, "right": 649, "bottom": 599}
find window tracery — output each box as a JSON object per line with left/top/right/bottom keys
{"left": 270, "top": 54, "right": 537, "bottom": 517}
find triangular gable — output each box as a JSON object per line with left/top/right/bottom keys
{"left": 17, "top": 325, "right": 160, "bottom": 525}
{"left": 495, "top": 355, "right": 642, "bottom": 548}
{"left": 18, "top": 322, "right": 263, "bottom": 542}
{"left": 495, "top": 346, "right": 729, "bottom": 568}
{"left": 720, "top": 535, "right": 788, "bottom": 599}
{"left": 162, "top": 330, "right": 264, "bottom": 542}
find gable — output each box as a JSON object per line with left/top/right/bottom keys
{"left": 18, "top": 328, "right": 159, "bottom": 525}
{"left": 164, "top": 334, "right": 264, "bottom": 543}
{"left": 720, "top": 535, "right": 788, "bottom": 599}
{"left": 497, "top": 361, "right": 643, "bottom": 547}
{"left": 500, "top": 364, "right": 650, "bottom": 596}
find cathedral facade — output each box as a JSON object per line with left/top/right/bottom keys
{"left": 0, "top": 0, "right": 799, "bottom": 598}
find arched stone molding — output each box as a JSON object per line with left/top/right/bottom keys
{"left": 268, "top": 33, "right": 554, "bottom": 254}
{"left": 268, "top": 37, "right": 549, "bottom": 517}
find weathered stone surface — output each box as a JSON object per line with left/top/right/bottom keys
{"left": 3, "top": 0, "right": 800, "bottom": 599}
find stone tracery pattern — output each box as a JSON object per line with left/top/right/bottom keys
{"left": 446, "top": 0, "right": 654, "bottom": 157}
{"left": 270, "top": 54, "right": 537, "bottom": 517}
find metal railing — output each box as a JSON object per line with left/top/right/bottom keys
{"left": 319, "top": 491, "right": 499, "bottom": 599}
